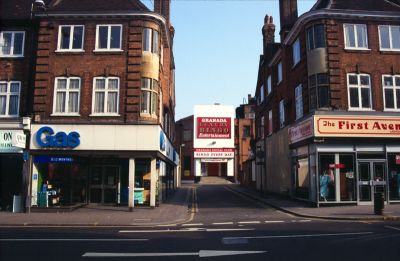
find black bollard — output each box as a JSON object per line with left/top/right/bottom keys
{"left": 374, "top": 192, "right": 384, "bottom": 215}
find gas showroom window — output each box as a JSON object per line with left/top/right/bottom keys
{"left": 141, "top": 78, "right": 158, "bottom": 115}
{"left": 0, "top": 81, "right": 20, "bottom": 117}
{"left": 382, "top": 75, "right": 400, "bottom": 111}
{"left": 0, "top": 31, "right": 25, "bottom": 57}
{"left": 52, "top": 77, "right": 80, "bottom": 115}
{"left": 347, "top": 73, "right": 372, "bottom": 110}
{"left": 92, "top": 77, "right": 119, "bottom": 115}
{"left": 57, "top": 25, "right": 84, "bottom": 51}
{"left": 95, "top": 25, "right": 122, "bottom": 51}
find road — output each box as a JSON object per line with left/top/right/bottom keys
{"left": 1, "top": 183, "right": 400, "bottom": 260}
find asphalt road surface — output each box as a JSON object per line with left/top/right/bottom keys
{"left": 1, "top": 184, "right": 400, "bottom": 260}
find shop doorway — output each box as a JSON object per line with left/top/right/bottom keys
{"left": 358, "top": 161, "right": 386, "bottom": 204}
{"left": 89, "top": 166, "right": 119, "bottom": 204}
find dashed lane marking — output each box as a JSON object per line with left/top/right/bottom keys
{"left": 182, "top": 223, "right": 204, "bottom": 227}
{"left": 264, "top": 221, "right": 285, "bottom": 223}
{"left": 212, "top": 222, "right": 234, "bottom": 225}
{"left": 385, "top": 226, "right": 400, "bottom": 231}
{"left": 238, "top": 221, "right": 261, "bottom": 224}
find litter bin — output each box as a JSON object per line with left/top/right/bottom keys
{"left": 374, "top": 192, "right": 384, "bottom": 215}
{"left": 12, "top": 195, "right": 23, "bottom": 213}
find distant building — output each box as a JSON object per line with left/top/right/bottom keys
{"left": 175, "top": 115, "right": 195, "bottom": 181}
{"left": 255, "top": 0, "right": 400, "bottom": 206}
{"left": 235, "top": 95, "right": 256, "bottom": 188}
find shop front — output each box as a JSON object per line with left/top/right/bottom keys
{"left": 29, "top": 124, "right": 178, "bottom": 210}
{"left": 193, "top": 105, "right": 235, "bottom": 181}
{"left": 289, "top": 114, "right": 400, "bottom": 206}
{"left": 0, "top": 118, "right": 29, "bottom": 212}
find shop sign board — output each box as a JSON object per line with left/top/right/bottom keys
{"left": 288, "top": 118, "right": 313, "bottom": 144}
{"left": 12, "top": 132, "right": 26, "bottom": 148}
{"left": 200, "top": 158, "right": 229, "bottom": 163}
{"left": 314, "top": 116, "right": 400, "bottom": 138}
{"left": 194, "top": 148, "right": 234, "bottom": 158}
{"left": 36, "top": 126, "right": 80, "bottom": 148}
{"left": 0, "top": 130, "right": 24, "bottom": 152}
{"left": 196, "top": 117, "right": 231, "bottom": 139}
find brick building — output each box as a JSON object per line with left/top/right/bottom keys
{"left": 255, "top": 0, "right": 400, "bottom": 206}
{"left": 0, "top": 0, "right": 36, "bottom": 211}
{"left": 26, "top": 0, "right": 177, "bottom": 210}
{"left": 235, "top": 95, "right": 256, "bottom": 187}
{"left": 175, "top": 115, "right": 195, "bottom": 181}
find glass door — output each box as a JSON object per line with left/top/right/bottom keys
{"left": 89, "top": 166, "right": 119, "bottom": 204}
{"left": 358, "top": 161, "right": 386, "bottom": 204}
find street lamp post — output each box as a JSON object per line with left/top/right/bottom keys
{"left": 179, "top": 144, "right": 185, "bottom": 187}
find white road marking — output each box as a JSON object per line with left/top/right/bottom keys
{"left": 264, "top": 220, "right": 285, "bottom": 223}
{"left": 385, "top": 226, "right": 400, "bottom": 231}
{"left": 157, "top": 224, "right": 178, "bottom": 227}
{"left": 238, "top": 221, "right": 261, "bottom": 224}
{"left": 82, "top": 250, "right": 266, "bottom": 258}
{"left": 212, "top": 222, "right": 234, "bottom": 225}
{"left": 0, "top": 238, "right": 148, "bottom": 242}
{"left": 223, "top": 231, "right": 373, "bottom": 240}
{"left": 119, "top": 228, "right": 254, "bottom": 233}
{"left": 182, "top": 223, "right": 204, "bottom": 227}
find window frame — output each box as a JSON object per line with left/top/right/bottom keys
{"left": 378, "top": 25, "right": 400, "bottom": 51}
{"left": 306, "top": 24, "right": 326, "bottom": 51}
{"left": 295, "top": 84, "right": 303, "bottom": 120}
{"left": 56, "top": 25, "right": 85, "bottom": 52}
{"left": 94, "top": 24, "right": 123, "bottom": 52}
{"left": 292, "top": 38, "right": 301, "bottom": 66}
{"left": 52, "top": 77, "right": 81, "bottom": 116}
{"left": 309, "top": 73, "right": 330, "bottom": 111}
{"left": 277, "top": 62, "right": 283, "bottom": 84}
{"left": 260, "top": 84, "right": 264, "bottom": 103}
{"left": 347, "top": 73, "right": 373, "bottom": 111}
{"left": 279, "top": 100, "right": 285, "bottom": 128}
{"left": 0, "top": 81, "right": 21, "bottom": 117}
{"left": 140, "top": 77, "right": 159, "bottom": 116}
{"left": 268, "top": 109, "right": 273, "bottom": 135}
{"left": 267, "top": 75, "right": 272, "bottom": 96}
{"left": 382, "top": 74, "right": 400, "bottom": 111}
{"left": 91, "top": 77, "right": 120, "bottom": 116}
{"left": 143, "top": 28, "right": 160, "bottom": 55}
{"left": 0, "top": 31, "right": 25, "bottom": 57}
{"left": 343, "top": 24, "right": 369, "bottom": 50}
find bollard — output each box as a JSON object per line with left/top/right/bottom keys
{"left": 374, "top": 192, "right": 384, "bottom": 215}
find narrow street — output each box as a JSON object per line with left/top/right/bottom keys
{"left": 1, "top": 182, "right": 400, "bottom": 260}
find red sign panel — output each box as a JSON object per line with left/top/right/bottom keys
{"left": 197, "top": 117, "right": 231, "bottom": 139}
{"left": 396, "top": 155, "right": 400, "bottom": 165}
{"left": 329, "top": 164, "right": 345, "bottom": 169}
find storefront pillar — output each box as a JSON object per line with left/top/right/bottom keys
{"left": 22, "top": 154, "right": 32, "bottom": 213}
{"left": 128, "top": 158, "right": 135, "bottom": 211}
{"left": 150, "top": 158, "right": 157, "bottom": 207}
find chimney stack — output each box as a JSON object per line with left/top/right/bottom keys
{"left": 279, "top": 0, "right": 298, "bottom": 42}
{"left": 154, "top": 0, "right": 171, "bottom": 25}
{"left": 262, "top": 15, "right": 275, "bottom": 45}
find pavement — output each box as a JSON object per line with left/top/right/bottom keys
{"left": 1, "top": 181, "right": 400, "bottom": 227}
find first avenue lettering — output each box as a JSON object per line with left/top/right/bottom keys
{"left": 334, "top": 121, "right": 400, "bottom": 131}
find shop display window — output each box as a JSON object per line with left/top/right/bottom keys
{"left": 339, "top": 154, "right": 356, "bottom": 201}
{"left": 295, "top": 157, "right": 309, "bottom": 199}
{"left": 319, "top": 154, "right": 336, "bottom": 201}
{"left": 388, "top": 153, "right": 400, "bottom": 201}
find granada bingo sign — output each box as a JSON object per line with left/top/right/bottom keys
{"left": 36, "top": 126, "right": 80, "bottom": 148}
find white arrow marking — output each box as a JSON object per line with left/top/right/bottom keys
{"left": 82, "top": 250, "right": 266, "bottom": 258}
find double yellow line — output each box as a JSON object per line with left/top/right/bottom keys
{"left": 191, "top": 186, "right": 198, "bottom": 214}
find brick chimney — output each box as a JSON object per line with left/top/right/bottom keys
{"left": 279, "top": 0, "right": 298, "bottom": 42}
{"left": 262, "top": 15, "right": 275, "bottom": 47}
{"left": 154, "top": 0, "right": 171, "bottom": 25}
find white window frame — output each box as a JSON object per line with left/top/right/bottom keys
{"left": 260, "top": 84, "right": 264, "bottom": 103}
{"left": 56, "top": 25, "right": 85, "bottom": 52}
{"left": 343, "top": 24, "right": 369, "bottom": 50}
{"left": 279, "top": 100, "right": 285, "bottom": 128}
{"left": 277, "top": 62, "right": 283, "bottom": 84}
{"left": 295, "top": 85, "right": 303, "bottom": 120}
{"left": 292, "top": 38, "right": 301, "bottom": 66}
{"left": 95, "top": 24, "right": 122, "bottom": 52}
{"left": 140, "top": 78, "right": 159, "bottom": 116}
{"left": 382, "top": 74, "right": 400, "bottom": 111}
{"left": 268, "top": 109, "right": 273, "bottom": 135}
{"left": 143, "top": 28, "right": 160, "bottom": 55}
{"left": 52, "top": 77, "right": 81, "bottom": 116}
{"left": 0, "top": 31, "right": 25, "bottom": 57}
{"left": 378, "top": 25, "right": 400, "bottom": 51}
{"left": 267, "top": 75, "right": 271, "bottom": 95}
{"left": 91, "top": 77, "right": 120, "bottom": 116}
{"left": 347, "top": 73, "right": 373, "bottom": 111}
{"left": 0, "top": 81, "right": 21, "bottom": 117}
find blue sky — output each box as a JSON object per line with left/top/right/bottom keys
{"left": 142, "top": 0, "right": 317, "bottom": 120}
